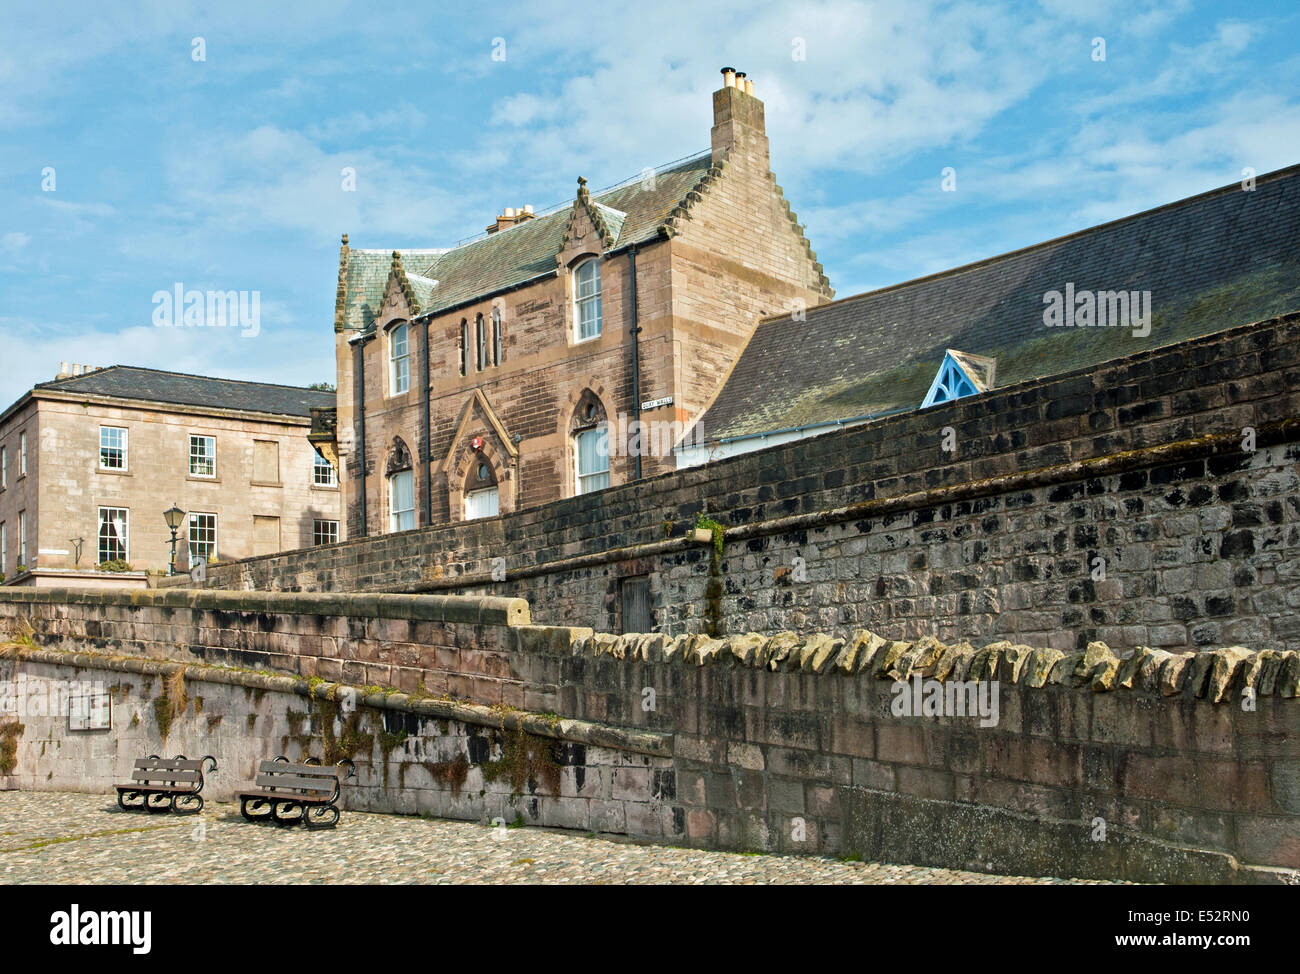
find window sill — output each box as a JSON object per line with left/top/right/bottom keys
{"left": 250, "top": 480, "right": 283, "bottom": 488}
{"left": 573, "top": 333, "right": 602, "bottom": 346}
{"left": 310, "top": 483, "right": 340, "bottom": 492}
{"left": 95, "top": 468, "right": 131, "bottom": 477}
{"left": 187, "top": 475, "right": 220, "bottom": 484}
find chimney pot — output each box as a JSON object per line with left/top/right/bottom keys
{"left": 72, "top": 363, "right": 82, "bottom": 375}
{"left": 745, "top": 78, "right": 754, "bottom": 95}
{"left": 721, "top": 66, "right": 736, "bottom": 88}
{"left": 58, "top": 361, "right": 70, "bottom": 379}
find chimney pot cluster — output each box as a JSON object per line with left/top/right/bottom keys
{"left": 720, "top": 66, "right": 755, "bottom": 95}
{"left": 486, "top": 204, "right": 536, "bottom": 234}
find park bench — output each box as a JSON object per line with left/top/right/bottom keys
{"left": 238, "top": 757, "right": 356, "bottom": 828}
{"left": 115, "top": 755, "right": 218, "bottom": 814}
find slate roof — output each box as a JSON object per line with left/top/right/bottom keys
{"left": 34, "top": 366, "right": 335, "bottom": 418}
{"left": 697, "top": 164, "right": 1300, "bottom": 441}
{"left": 341, "top": 153, "right": 715, "bottom": 334}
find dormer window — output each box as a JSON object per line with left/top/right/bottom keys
{"left": 921, "top": 350, "right": 996, "bottom": 409}
{"left": 575, "top": 258, "right": 602, "bottom": 341}
{"left": 389, "top": 322, "right": 410, "bottom": 394}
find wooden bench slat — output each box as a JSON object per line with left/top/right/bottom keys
{"left": 116, "top": 784, "right": 184, "bottom": 794}
{"left": 257, "top": 761, "right": 341, "bottom": 777}
{"left": 239, "top": 790, "right": 335, "bottom": 804}
{"left": 253, "top": 774, "right": 337, "bottom": 793}
{"left": 132, "top": 769, "right": 201, "bottom": 783}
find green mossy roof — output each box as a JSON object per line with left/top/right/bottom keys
{"left": 699, "top": 165, "right": 1300, "bottom": 440}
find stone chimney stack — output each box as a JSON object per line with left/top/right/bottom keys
{"left": 711, "top": 66, "right": 768, "bottom": 170}
{"left": 486, "top": 205, "right": 536, "bottom": 234}
{"left": 57, "top": 361, "right": 71, "bottom": 380}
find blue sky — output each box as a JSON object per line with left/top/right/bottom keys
{"left": 1, "top": 0, "right": 1297, "bottom": 408}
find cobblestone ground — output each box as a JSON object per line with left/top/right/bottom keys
{"left": 0, "top": 791, "right": 1112, "bottom": 884}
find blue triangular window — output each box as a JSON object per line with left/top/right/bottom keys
{"left": 921, "top": 352, "right": 980, "bottom": 409}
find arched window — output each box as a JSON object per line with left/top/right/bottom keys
{"left": 492, "top": 307, "right": 503, "bottom": 366}
{"left": 459, "top": 319, "right": 469, "bottom": 377}
{"left": 464, "top": 457, "right": 499, "bottom": 520}
{"left": 389, "top": 322, "right": 410, "bottom": 394}
{"left": 475, "top": 313, "right": 487, "bottom": 371}
{"left": 570, "top": 392, "right": 609, "bottom": 494}
{"left": 386, "top": 438, "right": 414, "bottom": 532}
{"left": 575, "top": 258, "right": 602, "bottom": 341}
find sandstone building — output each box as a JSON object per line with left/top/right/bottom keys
{"left": 0, "top": 365, "right": 340, "bottom": 586}
{"left": 326, "top": 68, "right": 833, "bottom": 538}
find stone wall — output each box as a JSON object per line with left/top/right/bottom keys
{"left": 2, "top": 587, "right": 1297, "bottom": 882}
{"left": 187, "top": 313, "right": 1300, "bottom": 655}
{"left": 0, "top": 646, "right": 676, "bottom": 837}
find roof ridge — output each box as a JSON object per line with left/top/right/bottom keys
{"left": 35, "top": 364, "right": 335, "bottom": 395}
{"left": 766, "top": 161, "right": 1300, "bottom": 326}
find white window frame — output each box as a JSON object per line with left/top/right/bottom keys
{"left": 313, "top": 519, "right": 340, "bottom": 546}
{"left": 189, "top": 434, "right": 217, "bottom": 478}
{"left": 99, "top": 426, "right": 127, "bottom": 471}
{"left": 575, "top": 426, "right": 610, "bottom": 494}
{"left": 188, "top": 512, "right": 218, "bottom": 565}
{"left": 1, "top": 522, "right": 6, "bottom": 574}
{"left": 465, "top": 486, "right": 500, "bottom": 520}
{"left": 17, "top": 511, "right": 25, "bottom": 566}
{"left": 1, "top": 445, "right": 6, "bottom": 488}
{"left": 20, "top": 431, "right": 28, "bottom": 476}
{"left": 390, "top": 322, "right": 410, "bottom": 394}
{"left": 313, "top": 452, "right": 338, "bottom": 486}
{"left": 390, "top": 470, "right": 415, "bottom": 533}
{"left": 96, "top": 507, "right": 128, "bottom": 564}
{"left": 459, "top": 319, "right": 469, "bottom": 376}
{"left": 575, "top": 258, "right": 602, "bottom": 341}
{"left": 492, "top": 307, "right": 503, "bottom": 366}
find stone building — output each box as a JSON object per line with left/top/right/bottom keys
{"left": 0, "top": 365, "right": 341, "bottom": 586}
{"left": 326, "top": 67, "right": 833, "bottom": 538}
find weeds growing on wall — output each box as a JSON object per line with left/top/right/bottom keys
{"left": 695, "top": 512, "right": 726, "bottom": 638}
{"left": 0, "top": 720, "right": 24, "bottom": 775}
{"left": 151, "top": 669, "right": 187, "bottom": 744}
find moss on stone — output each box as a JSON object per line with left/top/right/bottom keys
{"left": 0, "top": 720, "right": 24, "bottom": 775}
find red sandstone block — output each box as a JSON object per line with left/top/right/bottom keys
{"left": 686, "top": 809, "right": 716, "bottom": 841}
{"left": 1235, "top": 814, "right": 1300, "bottom": 869}
{"left": 829, "top": 715, "right": 874, "bottom": 758}
{"left": 1122, "top": 753, "right": 1272, "bottom": 813}
{"left": 499, "top": 682, "right": 525, "bottom": 710}
{"left": 875, "top": 724, "right": 929, "bottom": 766}
{"left": 420, "top": 671, "right": 450, "bottom": 695}
{"left": 897, "top": 766, "right": 955, "bottom": 801}
{"left": 1090, "top": 694, "right": 1155, "bottom": 748}
{"left": 583, "top": 691, "right": 608, "bottom": 722}
{"left": 523, "top": 689, "right": 557, "bottom": 713}
{"left": 470, "top": 678, "right": 502, "bottom": 706}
